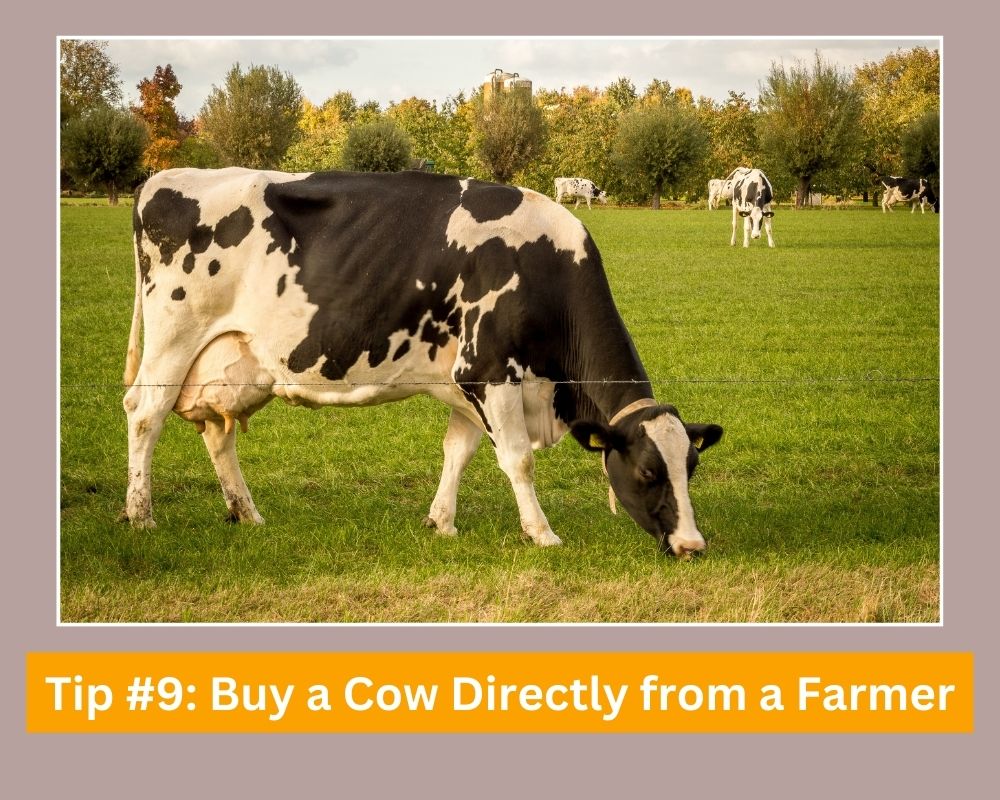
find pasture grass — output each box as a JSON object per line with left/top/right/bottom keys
{"left": 59, "top": 200, "right": 940, "bottom": 623}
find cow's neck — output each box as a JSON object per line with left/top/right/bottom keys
{"left": 565, "top": 311, "right": 655, "bottom": 425}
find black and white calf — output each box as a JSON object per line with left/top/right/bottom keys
{"left": 730, "top": 168, "right": 775, "bottom": 248}
{"left": 881, "top": 176, "right": 939, "bottom": 214}
{"left": 554, "top": 177, "right": 608, "bottom": 209}
{"left": 124, "top": 168, "right": 723, "bottom": 557}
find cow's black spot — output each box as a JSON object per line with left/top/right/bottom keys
{"left": 141, "top": 188, "right": 201, "bottom": 266}
{"left": 208, "top": 259, "right": 221, "bottom": 277}
{"left": 461, "top": 181, "right": 523, "bottom": 222}
{"left": 171, "top": 287, "right": 186, "bottom": 301}
{"left": 182, "top": 253, "right": 196, "bottom": 274}
{"left": 276, "top": 274, "right": 286, "bottom": 296}
{"left": 392, "top": 340, "right": 410, "bottom": 361}
{"left": 145, "top": 283, "right": 156, "bottom": 296}
{"left": 189, "top": 225, "right": 214, "bottom": 254}
{"left": 214, "top": 206, "right": 254, "bottom": 248}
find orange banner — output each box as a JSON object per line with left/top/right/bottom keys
{"left": 26, "top": 651, "right": 973, "bottom": 734}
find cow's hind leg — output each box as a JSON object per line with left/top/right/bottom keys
{"left": 122, "top": 368, "right": 186, "bottom": 527}
{"left": 424, "top": 409, "right": 482, "bottom": 535}
{"left": 201, "top": 419, "right": 264, "bottom": 524}
{"left": 482, "top": 383, "right": 561, "bottom": 546}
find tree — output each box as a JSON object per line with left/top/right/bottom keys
{"left": 387, "top": 97, "right": 446, "bottom": 166}
{"left": 433, "top": 93, "right": 477, "bottom": 178}
{"left": 610, "top": 102, "right": 708, "bottom": 208}
{"left": 59, "top": 39, "right": 122, "bottom": 122}
{"left": 280, "top": 98, "right": 348, "bottom": 171}
{"left": 61, "top": 106, "right": 147, "bottom": 204}
{"left": 605, "top": 77, "right": 638, "bottom": 113}
{"left": 901, "top": 109, "right": 940, "bottom": 187}
{"left": 757, "top": 52, "right": 862, "bottom": 207}
{"left": 855, "top": 47, "right": 940, "bottom": 188}
{"left": 133, "top": 64, "right": 184, "bottom": 172}
{"left": 470, "top": 88, "right": 547, "bottom": 184}
{"left": 198, "top": 63, "right": 303, "bottom": 169}
{"left": 341, "top": 119, "right": 412, "bottom": 172}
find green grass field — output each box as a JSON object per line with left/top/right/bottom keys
{"left": 59, "top": 199, "right": 940, "bottom": 623}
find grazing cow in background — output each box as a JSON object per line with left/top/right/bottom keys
{"left": 707, "top": 179, "right": 725, "bottom": 210}
{"left": 731, "top": 168, "right": 775, "bottom": 248}
{"left": 123, "top": 168, "right": 723, "bottom": 557}
{"left": 554, "top": 177, "right": 608, "bottom": 209}
{"left": 880, "top": 176, "right": 939, "bottom": 214}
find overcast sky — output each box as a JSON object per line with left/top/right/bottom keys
{"left": 99, "top": 37, "right": 940, "bottom": 119}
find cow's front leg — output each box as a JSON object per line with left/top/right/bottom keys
{"left": 425, "top": 409, "right": 482, "bottom": 536}
{"left": 764, "top": 218, "right": 775, "bottom": 248}
{"left": 743, "top": 215, "right": 752, "bottom": 248}
{"left": 201, "top": 418, "right": 264, "bottom": 524}
{"left": 730, "top": 207, "right": 738, "bottom": 246}
{"left": 482, "top": 384, "right": 561, "bottom": 546}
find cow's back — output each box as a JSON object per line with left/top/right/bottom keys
{"left": 134, "top": 168, "right": 604, "bottom": 407}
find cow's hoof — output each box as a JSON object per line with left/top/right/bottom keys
{"left": 226, "top": 510, "right": 265, "bottom": 525}
{"left": 128, "top": 516, "right": 156, "bottom": 529}
{"left": 530, "top": 530, "right": 562, "bottom": 547}
{"left": 424, "top": 515, "right": 458, "bottom": 536}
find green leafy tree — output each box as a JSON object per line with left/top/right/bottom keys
{"left": 605, "top": 77, "right": 638, "bottom": 114}
{"left": 610, "top": 102, "right": 708, "bottom": 208}
{"left": 901, "top": 109, "right": 940, "bottom": 188}
{"left": 61, "top": 105, "right": 147, "bottom": 204}
{"left": 342, "top": 118, "right": 412, "bottom": 172}
{"left": 386, "top": 97, "right": 447, "bottom": 166}
{"left": 59, "top": 39, "right": 122, "bottom": 122}
{"left": 174, "top": 133, "right": 222, "bottom": 169}
{"left": 855, "top": 46, "right": 940, "bottom": 193}
{"left": 757, "top": 51, "right": 863, "bottom": 207}
{"left": 280, "top": 98, "right": 348, "bottom": 171}
{"left": 433, "top": 93, "right": 477, "bottom": 178}
{"left": 327, "top": 91, "right": 359, "bottom": 123}
{"left": 470, "top": 88, "right": 547, "bottom": 184}
{"left": 198, "top": 63, "right": 303, "bottom": 169}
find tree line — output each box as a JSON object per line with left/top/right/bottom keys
{"left": 59, "top": 41, "right": 939, "bottom": 208}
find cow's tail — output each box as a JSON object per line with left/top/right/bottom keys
{"left": 123, "top": 185, "right": 145, "bottom": 388}
{"left": 123, "top": 262, "right": 143, "bottom": 387}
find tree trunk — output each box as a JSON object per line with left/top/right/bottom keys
{"left": 862, "top": 191, "right": 869, "bottom": 203}
{"left": 651, "top": 178, "right": 662, "bottom": 210}
{"left": 107, "top": 183, "right": 119, "bottom": 206}
{"left": 796, "top": 176, "right": 811, "bottom": 208}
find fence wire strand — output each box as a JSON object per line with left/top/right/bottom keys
{"left": 62, "top": 374, "right": 940, "bottom": 392}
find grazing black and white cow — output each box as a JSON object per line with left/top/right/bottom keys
{"left": 123, "top": 168, "right": 723, "bottom": 557}
{"left": 554, "top": 177, "right": 608, "bottom": 209}
{"left": 730, "top": 168, "right": 775, "bottom": 248}
{"left": 880, "top": 176, "right": 939, "bottom": 214}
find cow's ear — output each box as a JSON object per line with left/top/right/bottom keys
{"left": 570, "top": 421, "right": 626, "bottom": 453}
{"left": 685, "top": 423, "right": 724, "bottom": 452}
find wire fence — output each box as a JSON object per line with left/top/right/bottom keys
{"left": 61, "top": 373, "right": 940, "bottom": 392}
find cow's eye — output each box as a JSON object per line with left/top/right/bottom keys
{"left": 638, "top": 467, "right": 657, "bottom": 483}
{"left": 739, "top": 211, "right": 750, "bottom": 217}
{"left": 763, "top": 211, "right": 775, "bottom": 218}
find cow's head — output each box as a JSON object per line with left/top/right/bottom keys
{"left": 738, "top": 204, "right": 775, "bottom": 239}
{"left": 596, "top": 189, "right": 608, "bottom": 204}
{"left": 921, "top": 181, "right": 940, "bottom": 213}
{"left": 571, "top": 406, "right": 723, "bottom": 557}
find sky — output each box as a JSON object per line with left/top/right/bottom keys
{"left": 99, "top": 37, "right": 940, "bottom": 119}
